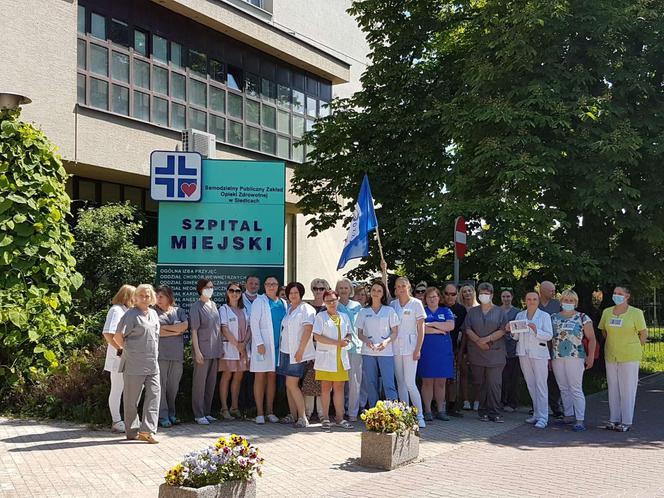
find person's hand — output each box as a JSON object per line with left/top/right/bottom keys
{"left": 504, "top": 323, "right": 512, "bottom": 332}
{"left": 585, "top": 357, "right": 594, "bottom": 370}
{"left": 339, "top": 338, "right": 350, "bottom": 348}
{"left": 527, "top": 323, "right": 537, "bottom": 333}
{"left": 195, "top": 351, "right": 204, "bottom": 365}
{"left": 412, "top": 350, "right": 421, "bottom": 361}
{"left": 295, "top": 349, "right": 304, "bottom": 363}
{"left": 477, "top": 336, "right": 491, "bottom": 345}
{"left": 478, "top": 342, "right": 490, "bottom": 351}
{"left": 257, "top": 344, "right": 266, "bottom": 356}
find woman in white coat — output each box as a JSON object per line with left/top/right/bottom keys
{"left": 102, "top": 284, "right": 135, "bottom": 433}
{"left": 391, "top": 277, "right": 426, "bottom": 428}
{"left": 277, "top": 282, "right": 316, "bottom": 428}
{"left": 314, "top": 290, "right": 354, "bottom": 430}
{"left": 218, "top": 282, "right": 251, "bottom": 420}
{"left": 512, "top": 292, "right": 553, "bottom": 429}
{"left": 250, "top": 276, "right": 287, "bottom": 424}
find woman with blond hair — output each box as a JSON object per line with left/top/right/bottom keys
{"left": 301, "top": 278, "right": 331, "bottom": 421}
{"left": 114, "top": 284, "right": 161, "bottom": 443}
{"left": 551, "top": 289, "right": 597, "bottom": 432}
{"left": 458, "top": 284, "right": 479, "bottom": 410}
{"left": 391, "top": 277, "right": 426, "bottom": 428}
{"left": 336, "top": 278, "right": 364, "bottom": 421}
{"left": 102, "top": 284, "right": 135, "bottom": 433}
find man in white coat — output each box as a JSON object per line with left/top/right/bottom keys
{"left": 250, "top": 276, "right": 288, "bottom": 424}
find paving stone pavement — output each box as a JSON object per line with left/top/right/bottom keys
{"left": 1, "top": 373, "right": 662, "bottom": 498}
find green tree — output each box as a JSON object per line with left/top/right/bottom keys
{"left": 0, "top": 107, "right": 83, "bottom": 394}
{"left": 73, "top": 202, "right": 156, "bottom": 315}
{"left": 293, "top": 0, "right": 664, "bottom": 303}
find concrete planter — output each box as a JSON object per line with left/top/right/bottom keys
{"left": 359, "top": 430, "right": 420, "bottom": 470}
{"left": 158, "top": 479, "right": 256, "bottom": 498}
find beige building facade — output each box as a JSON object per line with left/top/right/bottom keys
{"left": 1, "top": 0, "right": 368, "bottom": 295}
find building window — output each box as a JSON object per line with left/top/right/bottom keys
{"left": 110, "top": 19, "right": 129, "bottom": 47}
{"left": 91, "top": 12, "right": 106, "bottom": 39}
{"left": 152, "top": 34, "right": 168, "bottom": 62}
{"left": 76, "top": 3, "right": 330, "bottom": 162}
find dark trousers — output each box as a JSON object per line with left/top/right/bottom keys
{"left": 501, "top": 357, "right": 521, "bottom": 409}
{"left": 470, "top": 364, "right": 502, "bottom": 418}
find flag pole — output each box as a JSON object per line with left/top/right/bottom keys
{"left": 375, "top": 226, "right": 385, "bottom": 262}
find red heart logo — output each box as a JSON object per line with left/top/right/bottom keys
{"left": 181, "top": 183, "right": 197, "bottom": 197}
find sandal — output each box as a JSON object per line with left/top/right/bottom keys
{"left": 279, "top": 414, "right": 296, "bottom": 424}
{"left": 615, "top": 423, "right": 631, "bottom": 432}
{"left": 229, "top": 408, "right": 242, "bottom": 419}
{"left": 335, "top": 419, "right": 354, "bottom": 429}
{"left": 321, "top": 418, "right": 331, "bottom": 430}
{"left": 220, "top": 409, "right": 234, "bottom": 421}
{"left": 605, "top": 422, "right": 618, "bottom": 431}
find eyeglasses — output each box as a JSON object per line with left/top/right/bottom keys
{"left": 228, "top": 289, "right": 242, "bottom": 294}
{"left": 444, "top": 292, "right": 457, "bottom": 296}
{"left": 313, "top": 287, "right": 326, "bottom": 292}
{"left": 414, "top": 289, "right": 426, "bottom": 294}
{"left": 265, "top": 282, "right": 278, "bottom": 287}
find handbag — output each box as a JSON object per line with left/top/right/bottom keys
{"left": 580, "top": 313, "right": 600, "bottom": 360}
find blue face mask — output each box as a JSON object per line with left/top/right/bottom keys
{"left": 561, "top": 303, "right": 575, "bottom": 312}
{"left": 612, "top": 294, "right": 625, "bottom": 305}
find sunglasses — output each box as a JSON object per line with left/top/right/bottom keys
{"left": 313, "top": 287, "right": 326, "bottom": 291}
{"left": 414, "top": 289, "right": 426, "bottom": 294}
{"left": 228, "top": 288, "right": 242, "bottom": 294}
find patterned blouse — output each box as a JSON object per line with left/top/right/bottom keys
{"left": 551, "top": 312, "right": 592, "bottom": 359}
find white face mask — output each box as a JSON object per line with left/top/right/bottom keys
{"left": 202, "top": 288, "right": 214, "bottom": 299}
{"left": 561, "top": 303, "right": 575, "bottom": 312}
{"left": 478, "top": 294, "right": 492, "bottom": 305}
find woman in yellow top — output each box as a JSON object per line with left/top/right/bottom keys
{"left": 313, "top": 290, "right": 353, "bottom": 430}
{"left": 598, "top": 285, "right": 648, "bottom": 432}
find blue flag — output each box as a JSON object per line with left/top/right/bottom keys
{"left": 337, "top": 175, "right": 378, "bottom": 270}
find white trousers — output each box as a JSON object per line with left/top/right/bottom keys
{"left": 348, "top": 352, "right": 363, "bottom": 417}
{"left": 305, "top": 396, "right": 324, "bottom": 418}
{"left": 552, "top": 357, "right": 586, "bottom": 421}
{"left": 606, "top": 361, "right": 640, "bottom": 426}
{"left": 108, "top": 370, "right": 124, "bottom": 423}
{"left": 519, "top": 356, "right": 549, "bottom": 423}
{"left": 394, "top": 354, "right": 423, "bottom": 419}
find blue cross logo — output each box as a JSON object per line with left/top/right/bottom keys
{"left": 150, "top": 151, "right": 202, "bottom": 202}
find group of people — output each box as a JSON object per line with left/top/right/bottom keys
{"left": 102, "top": 274, "right": 648, "bottom": 443}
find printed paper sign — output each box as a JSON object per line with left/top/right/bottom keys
{"left": 509, "top": 320, "right": 530, "bottom": 334}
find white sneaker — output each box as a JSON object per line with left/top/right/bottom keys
{"left": 294, "top": 417, "right": 309, "bottom": 428}
{"left": 473, "top": 401, "right": 479, "bottom": 411}
{"left": 111, "top": 421, "right": 125, "bottom": 433}
{"left": 534, "top": 420, "right": 547, "bottom": 429}
{"left": 196, "top": 417, "right": 210, "bottom": 425}
{"left": 267, "top": 414, "right": 279, "bottom": 423}
{"left": 255, "top": 415, "right": 265, "bottom": 425}
{"left": 463, "top": 400, "right": 472, "bottom": 410}
{"left": 205, "top": 415, "right": 218, "bottom": 422}
{"left": 417, "top": 418, "right": 426, "bottom": 429}
{"left": 525, "top": 416, "right": 537, "bottom": 424}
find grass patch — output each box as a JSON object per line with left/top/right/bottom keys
{"left": 641, "top": 347, "right": 664, "bottom": 375}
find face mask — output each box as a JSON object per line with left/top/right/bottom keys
{"left": 612, "top": 294, "right": 625, "bottom": 305}
{"left": 478, "top": 294, "right": 492, "bottom": 304}
{"left": 202, "top": 288, "right": 214, "bottom": 299}
{"left": 561, "top": 303, "right": 575, "bottom": 312}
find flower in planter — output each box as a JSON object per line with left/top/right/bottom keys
{"left": 360, "top": 400, "right": 418, "bottom": 435}
{"left": 164, "top": 434, "right": 264, "bottom": 488}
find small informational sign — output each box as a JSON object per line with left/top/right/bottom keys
{"left": 509, "top": 320, "right": 530, "bottom": 334}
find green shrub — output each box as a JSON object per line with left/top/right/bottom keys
{"left": 0, "top": 108, "right": 82, "bottom": 396}
{"left": 73, "top": 202, "right": 156, "bottom": 315}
